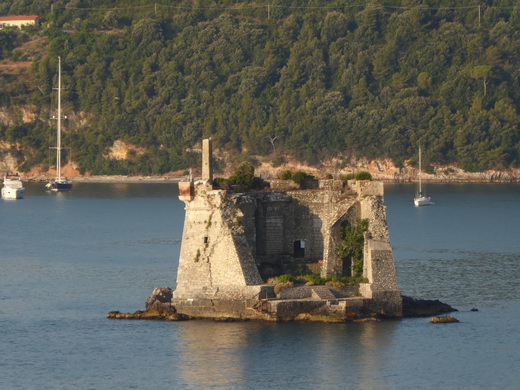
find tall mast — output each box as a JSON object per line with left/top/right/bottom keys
{"left": 56, "top": 56, "right": 62, "bottom": 181}
{"left": 418, "top": 145, "right": 422, "bottom": 194}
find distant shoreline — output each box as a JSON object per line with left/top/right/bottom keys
{"left": 21, "top": 174, "right": 519, "bottom": 184}
{"left": 24, "top": 175, "right": 185, "bottom": 184}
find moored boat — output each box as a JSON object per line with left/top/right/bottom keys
{"left": 414, "top": 146, "right": 431, "bottom": 206}
{"left": 45, "top": 178, "right": 72, "bottom": 192}
{"left": 46, "top": 56, "right": 72, "bottom": 192}
{"left": 2, "top": 173, "right": 25, "bottom": 199}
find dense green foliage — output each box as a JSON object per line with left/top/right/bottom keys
{"left": 291, "top": 170, "right": 312, "bottom": 185}
{"left": 279, "top": 169, "right": 293, "bottom": 180}
{"left": 337, "top": 218, "right": 369, "bottom": 277}
{"left": 274, "top": 274, "right": 296, "bottom": 284}
{"left": 339, "top": 171, "right": 372, "bottom": 184}
{"left": 214, "top": 161, "right": 267, "bottom": 191}
{"left": 274, "top": 273, "right": 368, "bottom": 288}
{"left": 356, "top": 171, "right": 372, "bottom": 180}
{"left": 0, "top": 1, "right": 519, "bottom": 174}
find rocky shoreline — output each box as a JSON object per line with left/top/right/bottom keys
{"left": 107, "top": 287, "right": 457, "bottom": 323}
{"left": 19, "top": 172, "right": 520, "bottom": 184}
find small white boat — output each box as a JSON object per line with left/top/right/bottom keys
{"left": 46, "top": 56, "right": 72, "bottom": 192}
{"left": 2, "top": 173, "right": 25, "bottom": 199}
{"left": 414, "top": 146, "right": 431, "bottom": 207}
{"left": 414, "top": 193, "right": 431, "bottom": 207}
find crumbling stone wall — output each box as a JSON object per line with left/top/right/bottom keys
{"left": 174, "top": 181, "right": 264, "bottom": 301}
{"left": 173, "top": 140, "right": 401, "bottom": 318}
{"left": 176, "top": 179, "right": 399, "bottom": 283}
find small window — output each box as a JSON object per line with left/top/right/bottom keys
{"left": 293, "top": 240, "right": 305, "bottom": 258}
{"left": 204, "top": 236, "right": 209, "bottom": 244}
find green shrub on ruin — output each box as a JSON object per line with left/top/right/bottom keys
{"left": 291, "top": 171, "right": 307, "bottom": 185}
{"left": 275, "top": 274, "right": 295, "bottom": 283}
{"left": 303, "top": 274, "right": 326, "bottom": 285}
{"left": 340, "top": 174, "right": 356, "bottom": 185}
{"left": 336, "top": 219, "right": 369, "bottom": 278}
{"left": 213, "top": 162, "right": 268, "bottom": 192}
{"left": 355, "top": 171, "right": 372, "bottom": 180}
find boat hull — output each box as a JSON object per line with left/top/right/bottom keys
{"left": 1, "top": 187, "right": 24, "bottom": 199}
{"left": 46, "top": 180, "right": 73, "bottom": 192}
{"left": 2, "top": 174, "right": 25, "bottom": 199}
{"left": 414, "top": 196, "right": 431, "bottom": 207}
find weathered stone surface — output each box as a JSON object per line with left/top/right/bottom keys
{"left": 111, "top": 140, "right": 427, "bottom": 322}
{"left": 145, "top": 287, "right": 174, "bottom": 311}
{"left": 431, "top": 315, "right": 459, "bottom": 323}
{"left": 170, "top": 143, "right": 405, "bottom": 321}
{"left": 107, "top": 309, "right": 189, "bottom": 321}
{"left": 107, "top": 287, "right": 188, "bottom": 321}
{"left": 402, "top": 296, "right": 457, "bottom": 317}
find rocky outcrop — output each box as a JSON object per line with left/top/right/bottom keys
{"left": 106, "top": 309, "right": 189, "bottom": 321}
{"left": 145, "top": 287, "right": 174, "bottom": 312}
{"left": 0, "top": 141, "right": 20, "bottom": 173}
{"left": 402, "top": 296, "right": 457, "bottom": 317}
{"left": 255, "top": 157, "right": 520, "bottom": 183}
{"left": 108, "top": 287, "right": 190, "bottom": 321}
{"left": 108, "top": 290, "right": 457, "bottom": 322}
{"left": 431, "top": 315, "right": 459, "bottom": 323}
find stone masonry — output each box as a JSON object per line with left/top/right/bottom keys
{"left": 172, "top": 139, "right": 402, "bottom": 321}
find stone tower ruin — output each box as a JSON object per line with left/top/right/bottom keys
{"left": 173, "top": 139, "right": 402, "bottom": 321}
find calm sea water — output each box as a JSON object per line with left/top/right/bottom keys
{"left": 1, "top": 182, "right": 519, "bottom": 390}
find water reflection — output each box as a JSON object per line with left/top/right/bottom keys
{"left": 175, "top": 321, "right": 251, "bottom": 388}
{"left": 174, "top": 320, "right": 398, "bottom": 389}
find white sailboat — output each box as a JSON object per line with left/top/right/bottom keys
{"left": 2, "top": 173, "right": 25, "bottom": 199}
{"left": 414, "top": 146, "right": 431, "bottom": 206}
{"left": 46, "top": 56, "right": 72, "bottom": 192}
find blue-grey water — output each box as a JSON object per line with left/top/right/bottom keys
{"left": 1, "top": 182, "right": 519, "bottom": 389}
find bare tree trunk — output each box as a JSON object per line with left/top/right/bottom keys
{"left": 266, "top": 134, "right": 278, "bottom": 153}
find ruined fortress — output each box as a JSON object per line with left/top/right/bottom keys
{"left": 168, "top": 139, "right": 402, "bottom": 321}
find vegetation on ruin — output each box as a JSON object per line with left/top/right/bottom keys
{"left": 213, "top": 161, "right": 268, "bottom": 191}
{"left": 340, "top": 171, "right": 373, "bottom": 184}
{"left": 270, "top": 273, "right": 368, "bottom": 287}
{"left": 0, "top": 1, "right": 519, "bottom": 175}
{"left": 337, "top": 218, "right": 369, "bottom": 277}
{"left": 277, "top": 170, "right": 319, "bottom": 188}
{"left": 272, "top": 274, "right": 296, "bottom": 284}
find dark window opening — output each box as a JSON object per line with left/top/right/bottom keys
{"left": 293, "top": 240, "right": 305, "bottom": 258}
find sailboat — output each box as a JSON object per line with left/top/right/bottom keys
{"left": 414, "top": 145, "right": 431, "bottom": 206}
{"left": 46, "top": 56, "right": 72, "bottom": 192}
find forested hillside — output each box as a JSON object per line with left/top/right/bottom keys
{"left": 0, "top": 0, "right": 518, "bottom": 176}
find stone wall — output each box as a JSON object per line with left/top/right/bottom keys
{"left": 174, "top": 181, "right": 264, "bottom": 301}
{"left": 172, "top": 144, "right": 402, "bottom": 319}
